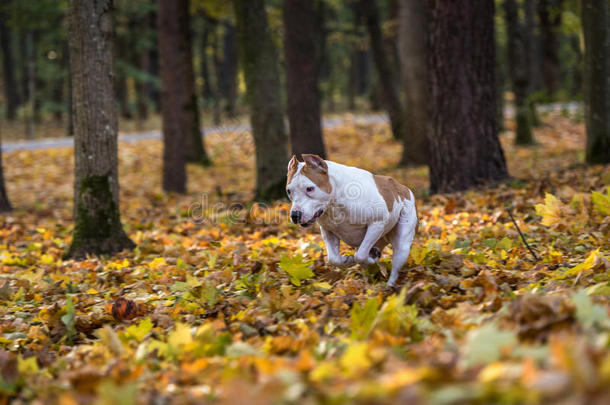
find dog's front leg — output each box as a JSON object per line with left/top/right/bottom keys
{"left": 354, "top": 222, "right": 386, "bottom": 265}
{"left": 320, "top": 226, "right": 355, "bottom": 268}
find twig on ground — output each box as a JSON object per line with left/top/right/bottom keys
{"left": 506, "top": 207, "right": 540, "bottom": 262}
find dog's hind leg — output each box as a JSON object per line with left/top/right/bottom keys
{"left": 388, "top": 203, "right": 417, "bottom": 287}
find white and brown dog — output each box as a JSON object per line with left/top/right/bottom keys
{"left": 286, "top": 154, "right": 417, "bottom": 286}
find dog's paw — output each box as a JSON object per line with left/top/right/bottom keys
{"left": 355, "top": 252, "right": 376, "bottom": 266}
{"left": 329, "top": 255, "right": 355, "bottom": 268}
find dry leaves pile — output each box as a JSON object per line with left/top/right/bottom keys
{"left": 1, "top": 113, "right": 609, "bottom": 404}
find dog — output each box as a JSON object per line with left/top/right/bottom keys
{"left": 286, "top": 154, "right": 417, "bottom": 286}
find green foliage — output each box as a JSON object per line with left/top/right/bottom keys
{"left": 278, "top": 255, "right": 314, "bottom": 286}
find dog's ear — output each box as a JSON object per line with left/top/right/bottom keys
{"left": 302, "top": 154, "right": 327, "bottom": 172}
{"left": 287, "top": 155, "right": 299, "bottom": 172}
{"left": 287, "top": 155, "right": 299, "bottom": 182}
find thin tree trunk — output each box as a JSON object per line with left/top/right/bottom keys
{"left": 25, "top": 31, "right": 36, "bottom": 139}
{"left": 582, "top": 0, "right": 610, "bottom": 164}
{"left": 148, "top": 7, "right": 161, "bottom": 113}
{"left": 505, "top": 0, "right": 534, "bottom": 145}
{"left": 426, "top": 0, "right": 508, "bottom": 194}
{"left": 221, "top": 22, "right": 238, "bottom": 117}
{"left": 359, "top": 0, "right": 405, "bottom": 146}
{"left": 524, "top": 0, "right": 541, "bottom": 126}
{"left": 135, "top": 49, "right": 149, "bottom": 124}
{"left": 210, "top": 19, "right": 222, "bottom": 125}
{"left": 66, "top": 0, "right": 135, "bottom": 259}
{"left": 537, "top": 0, "right": 562, "bottom": 98}
{"left": 0, "top": 10, "right": 19, "bottom": 121}
{"left": 200, "top": 15, "right": 213, "bottom": 105}
{"left": 284, "top": 0, "right": 326, "bottom": 158}
{"left": 66, "top": 42, "right": 74, "bottom": 136}
{"left": 159, "top": 0, "right": 209, "bottom": 175}
{"left": 233, "top": 0, "right": 289, "bottom": 201}
{"left": 397, "top": 0, "right": 429, "bottom": 166}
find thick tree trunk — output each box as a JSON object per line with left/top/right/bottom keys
{"left": 284, "top": 0, "right": 326, "bottom": 158}
{"left": 66, "top": 0, "right": 135, "bottom": 259}
{"left": 220, "top": 22, "right": 238, "bottom": 117}
{"left": 582, "top": 0, "right": 610, "bottom": 164}
{"left": 0, "top": 11, "right": 19, "bottom": 121}
{"left": 159, "top": 0, "right": 209, "bottom": 187}
{"left": 426, "top": 0, "right": 508, "bottom": 194}
{"left": 505, "top": 0, "right": 534, "bottom": 145}
{"left": 233, "top": 0, "right": 289, "bottom": 201}
{"left": 537, "top": 0, "right": 562, "bottom": 98}
{"left": 397, "top": 0, "right": 429, "bottom": 166}
{"left": 359, "top": 0, "right": 405, "bottom": 146}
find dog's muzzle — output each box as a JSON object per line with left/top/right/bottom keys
{"left": 300, "top": 209, "right": 325, "bottom": 227}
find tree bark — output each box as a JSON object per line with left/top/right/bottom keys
{"left": 426, "top": 0, "right": 508, "bottom": 194}
{"left": 66, "top": 0, "right": 135, "bottom": 259}
{"left": 504, "top": 0, "right": 534, "bottom": 145}
{"left": 524, "top": 0, "right": 541, "bottom": 126}
{"left": 0, "top": 132, "right": 11, "bottom": 212}
{"left": 397, "top": 0, "right": 429, "bottom": 166}
{"left": 220, "top": 22, "right": 238, "bottom": 117}
{"left": 582, "top": 0, "right": 610, "bottom": 164}
{"left": 0, "top": 10, "right": 19, "bottom": 121}
{"left": 233, "top": 0, "right": 289, "bottom": 201}
{"left": 158, "top": 0, "right": 209, "bottom": 191}
{"left": 25, "top": 31, "right": 36, "bottom": 139}
{"left": 284, "top": 0, "right": 326, "bottom": 158}
{"left": 200, "top": 15, "right": 213, "bottom": 105}
{"left": 359, "top": 0, "right": 405, "bottom": 147}
{"left": 537, "top": 0, "right": 562, "bottom": 98}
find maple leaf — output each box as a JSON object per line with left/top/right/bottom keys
{"left": 278, "top": 255, "right": 314, "bottom": 287}
{"left": 534, "top": 193, "right": 564, "bottom": 226}
{"left": 350, "top": 297, "right": 380, "bottom": 339}
{"left": 592, "top": 187, "right": 610, "bottom": 216}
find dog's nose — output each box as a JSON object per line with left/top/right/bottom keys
{"left": 290, "top": 210, "right": 303, "bottom": 224}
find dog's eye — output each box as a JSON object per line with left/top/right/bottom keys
{"left": 306, "top": 186, "right": 315, "bottom": 193}
{"left": 286, "top": 189, "right": 291, "bottom": 196}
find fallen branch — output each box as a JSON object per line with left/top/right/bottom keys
{"left": 506, "top": 207, "right": 540, "bottom": 262}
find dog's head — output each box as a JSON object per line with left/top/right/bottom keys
{"left": 286, "top": 154, "right": 332, "bottom": 227}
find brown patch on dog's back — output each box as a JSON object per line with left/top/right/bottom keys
{"left": 302, "top": 165, "right": 332, "bottom": 193}
{"left": 374, "top": 175, "right": 411, "bottom": 211}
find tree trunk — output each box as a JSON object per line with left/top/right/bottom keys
{"left": 524, "top": 0, "right": 541, "bottom": 126}
{"left": 25, "top": 31, "right": 36, "bottom": 139}
{"left": 135, "top": 48, "right": 150, "bottom": 123}
{"left": 582, "top": 0, "right": 610, "bottom": 164}
{"left": 0, "top": 132, "right": 11, "bottom": 212}
{"left": 66, "top": 42, "right": 74, "bottom": 136}
{"left": 221, "top": 22, "right": 238, "bottom": 117}
{"left": 284, "top": 0, "right": 326, "bottom": 158}
{"left": 115, "top": 35, "right": 132, "bottom": 119}
{"left": 537, "top": 0, "right": 562, "bottom": 98}
{"left": 426, "top": 0, "right": 508, "bottom": 194}
{"left": 200, "top": 15, "right": 213, "bottom": 105}
{"left": 148, "top": 7, "right": 161, "bottom": 113}
{"left": 359, "top": 0, "right": 405, "bottom": 146}
{"left": 66, "top": 0, "right": 135, "bottom": 259}
{"left": 397, "top": 0, "right": 429, "bottom": 166}
{"left": 505, "top": 0, "right": 534, "bottom": 145}
{"left": 210, "top": 19, "right": 222, "bottom": 125}
{"left": 233, "top": 0, "right": 289, "bottom": 201}
{"left": 0, "top": 10, "right": 19, "bottom": 121}
{"left": 159, "top": 0, "right": 209, "bottom": 183}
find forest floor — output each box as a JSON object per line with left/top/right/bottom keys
{"left": 1, "top": 111, "right": 609, "bottom": 404}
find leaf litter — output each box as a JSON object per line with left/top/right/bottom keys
{"left": 0, "top": 112, "right": 609, "bottom": 404}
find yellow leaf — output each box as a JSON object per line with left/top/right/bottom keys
{"left": 168, "top": 323, "right": 193, "bottom": 349}
{"left": 563, "top": 249, "right": 602, "bottom": 278}
{"left": 592, "top": 187, "right": 610, "bottom": 216}
{"left": 340, "top": 342, "right": 371, "bottom": 376}
{"left": 147, "top": 257, "right": 167, "bottom": 268}
{"left": 535, "top": 193, "right": 563, "bottom": 226}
